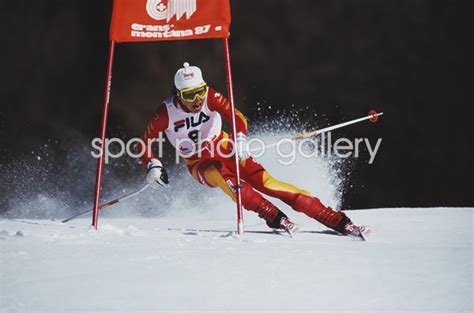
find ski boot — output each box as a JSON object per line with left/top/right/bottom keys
{"left": 343, "top": 221, "right": 371, "bottom": 240}
{"left": 254, "top": 197, "right": 299, "bottom": 237}
{"left": 279, "top": 216, "right": 299, "bottom": 237}
{"left": 265, "top": 211, "right": 299, "bottom": 237}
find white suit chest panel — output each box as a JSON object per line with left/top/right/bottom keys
{"left": 163, "top": 96, "right": 222, "bottom": 154}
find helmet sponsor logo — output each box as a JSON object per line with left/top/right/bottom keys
{"left": 146, "top": 0, "right": 197, "bottom": 22}
{"left": 183, "top": 72, "right": 194, "bottom": 79}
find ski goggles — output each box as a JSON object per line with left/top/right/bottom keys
{"left": 177, "top": 83, "right": 208, "bottom": 102}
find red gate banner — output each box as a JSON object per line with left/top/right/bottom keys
{"left": 110, "top": 0, "right": 231, "bottom": 42}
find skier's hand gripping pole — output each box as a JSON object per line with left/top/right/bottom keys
{"left": 146, "top": 159, "right": 169, "bottom": 190}
{"left": 236, "top": 132, "right": 251, "bottom": 162}
{"left": 62, "top": 184, "right": 151, "bottom": 223}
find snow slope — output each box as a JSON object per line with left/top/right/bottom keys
{"left": 1, "top": 207, "right": 472, "bottom": 313}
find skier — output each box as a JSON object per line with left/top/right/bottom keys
{"left": 137, "top": 62, "right": 366, "bottom": 238}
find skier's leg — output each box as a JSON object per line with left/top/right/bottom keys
{"left": 239, "top": 158, "right": 351, "bottom": 233}
{"left": 188, "top": 160, "right": 292, "bottom": 230}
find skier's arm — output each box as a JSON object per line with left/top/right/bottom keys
{"left": 136, "top": 103, "right": 169, "bottom": 166}
{"left": 207, "top": 87, "right": 248, "bottom": 135}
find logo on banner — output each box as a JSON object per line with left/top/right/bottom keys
{"left": 146, "top": 0, "right": 197, "bottom": 22}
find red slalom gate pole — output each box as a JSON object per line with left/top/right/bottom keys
{"left": 222, "top": 37, "right": 244, "bottom": 235}
{"left": 92, "top": 40, "right": 116, "bottom": 229}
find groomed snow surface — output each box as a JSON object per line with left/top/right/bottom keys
{"left": 1, "top": 207, "right": 472, "bottom": 313}
{"left": 1, "top": 131, "right": 472, "bottom": 312}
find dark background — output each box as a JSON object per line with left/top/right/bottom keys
{"left": 1, "top": 0, "right": 473, "bottom": 213}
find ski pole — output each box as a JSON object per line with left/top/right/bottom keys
{"left": 62, "top": 184, "right": 151, "bottom": 223}
{"left": 251, "top": 110, "right": 383, "bottom": 152}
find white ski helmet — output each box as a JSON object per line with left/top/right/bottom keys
{"left": 174, "top": 62, "right": 205, "bottom": 91}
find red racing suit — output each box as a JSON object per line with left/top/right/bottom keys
{"left": 138, "top": 87, "right": 350, "bottom": 232}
